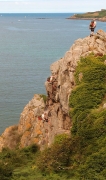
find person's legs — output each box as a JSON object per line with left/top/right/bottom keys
{"left": 90, "top": 28, "right": 94, "bottom": 37}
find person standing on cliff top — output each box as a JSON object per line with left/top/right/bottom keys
{"left": 89, "top": 19, "right": 96, "bottom": 37}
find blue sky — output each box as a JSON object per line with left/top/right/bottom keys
{"left": 0, "top": 0, "right": 105, "bottom": 13}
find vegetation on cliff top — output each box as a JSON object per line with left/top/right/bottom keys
{"left": 71, "top": 9, "right": 106, "bottom": 19}
{"left": 0, "top": 54, "right": 106, "bottom": 180}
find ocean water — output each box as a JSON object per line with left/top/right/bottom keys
{"left": 0, "top": 13, "right": 106, "bottom": 135}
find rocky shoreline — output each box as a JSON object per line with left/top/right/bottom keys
{"left": 67, "top": 16, "right": 106, "bottom": 22}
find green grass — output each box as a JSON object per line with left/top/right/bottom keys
{"left": 74, "top": 10, "right": 106, "bottom": 18}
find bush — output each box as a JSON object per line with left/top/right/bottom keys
{"left": 20, "top": 144, "right": 39, "bottom": 154}
{"left": 0, "top": 162, "right": 13, "bottom": 180}
{"left": 69, "top": 54, "right": 106, "bottom": 135}
{"left": 77, "top": 147, "right": 106, "bottom": 180}
{"left": 0, "top": 144, "right": 39, "bottom": 180}
{"left": 68, "top": 54, "right": 106, "bottom": 179}
{"left": 37, "top": 134, "right": 72, "bottom": 173}
{"left": 40, "top": 94, "right": 47, "bottom": 104}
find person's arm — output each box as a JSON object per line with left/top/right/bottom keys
{"left": 94, "top": 21, "right": 96, "bottom": 28}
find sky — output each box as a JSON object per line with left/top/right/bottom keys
{"left": 0, "top": 0, "right": 105, "bottom": 13}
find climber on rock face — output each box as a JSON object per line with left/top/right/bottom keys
{"left": 50, "top": 75, "right": 55, "bottom": 83}
{"left": 47, "top": 77, "right": 50, "bottom": 82}
{"left": 41, "top": 112, "right": 48, "bottom": 122}
{"left": 49, "top": 73, "right": 57, "bottom": 83}
{"left": 45, "top": 73, "right": 58, "bottom": 102}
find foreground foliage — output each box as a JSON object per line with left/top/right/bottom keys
{"left": 69, "top": 54, "right": 106, "bottom": 179}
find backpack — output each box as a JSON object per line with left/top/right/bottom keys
{"left": 89, "top": 21, "right": 94, "bottom": 29}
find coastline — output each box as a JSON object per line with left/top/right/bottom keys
{"left": 67, "top": 17, "right": 106, "bottom": 22}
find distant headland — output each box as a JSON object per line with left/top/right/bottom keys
{"left": 67, "top": 9, "right": 106, "bottom": 22}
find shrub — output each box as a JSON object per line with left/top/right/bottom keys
{"left": 54, "top": 134, "right": 70, "bottom": 144}
{"left": 37, "top": 135, "right": 72, "bottom": 173}
{"left": 69, "top": 54, "right": 106, "bottom": 136}
{"left": 0, "top": 159, "right": 13, "bottom": 180}
{"left": 68, "top": 54, "right": 106, "bottom": 179}
{"left": 0, "top": 144, "right": 39, "bottom": 180}
{"left": 21, "top": 144, "right": 39, "bottom": 154}
{"left": 40, "top": 94, "right": 47, "bottom": 104}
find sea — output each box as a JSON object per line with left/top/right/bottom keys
{"left": 0, "top": 13, "right": 106, "bottom": 135}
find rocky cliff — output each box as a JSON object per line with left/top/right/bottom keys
{"left": 0, "top": 29, "right": 106, "bottom": 151}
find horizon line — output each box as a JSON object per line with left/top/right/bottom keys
{"left": 0, "top": 12, "right": 85, "bottom": 14}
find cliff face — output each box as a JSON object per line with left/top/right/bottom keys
{"left": 0, "top": 29, "right": 106, "bottom": 151}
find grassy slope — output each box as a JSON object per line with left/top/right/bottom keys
{"left": 74, "top": 10, "right": 106, "bottom": 18}
{"left": 0, "top": 54, "right": 106, "bottom": 180}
